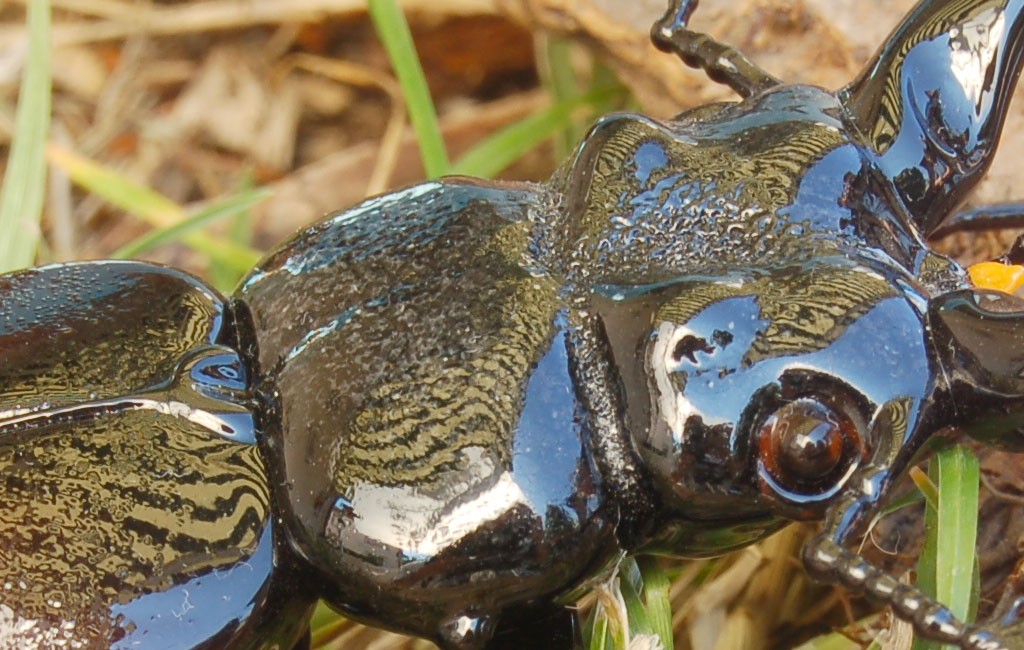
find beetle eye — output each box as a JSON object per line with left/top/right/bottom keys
{"left": 757, "top": 398, "right": 864, "bottom": 507}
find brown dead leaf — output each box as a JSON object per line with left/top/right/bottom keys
{"left": 51, "top": 45, "right": 109, "bottom": 101}
{"left": 163, "top": 48, "right": 300, "bottom": 171}
{"left": 256, "top": 89, "right": 549, "bottom": 243}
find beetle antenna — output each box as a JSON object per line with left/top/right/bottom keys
{"left": 650, "top": 0, "right": 780, "bottom": 98}
{"left": 802, "top": 533, "right": 1005, "bottom": 650}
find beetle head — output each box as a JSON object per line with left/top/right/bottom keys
{"left": 593, "top": 260, "right": 1024, "bottom": 646}
{"left": 595, "top": 257, "right": 947, "bottom": 555}
{"left": 927, "top": 287, "right": 1024, "bottom": 450}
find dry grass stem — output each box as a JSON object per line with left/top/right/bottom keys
{"left": 281, "top": 54, "right": 405, "bottom": 194}
{"left": 6, "top": 0, "right": 499, "bottom": 48}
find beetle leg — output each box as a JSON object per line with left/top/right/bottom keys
{"left": 928, "top": 202, "right": 1024, "bottom": 241}
{"left": 806, "top": 486, "right": 1009, "bottom": 649}
{"left": 802, "top": 534, "right": 1006, "bottom": 650}
{"left": 927, "top": 202, "right": 1024, "bottom": 271}
{"left": 650, "top": 0, "right": 780, "bottom": 98}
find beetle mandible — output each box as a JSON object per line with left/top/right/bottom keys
{"left": 5, "top": 0, "right": 1024, "bottom": 648}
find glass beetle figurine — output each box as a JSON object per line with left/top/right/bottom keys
{"left": 5, "top": 0, "right": 1024, "bottom": 648}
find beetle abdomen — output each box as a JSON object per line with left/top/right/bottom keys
{"left": 0, "top": 263, "right": 311, "bottom": 649}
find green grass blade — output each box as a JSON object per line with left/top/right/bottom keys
{"left": 585, "top": 573, "right": 630, "bottom": 650}
{"left": 368, "top": 0, "right": 449, "bottom": 178}
{"left": 934, "top": 446, "right": 979, "bottom": 621}
{"left": 48, "top": 145, "right": 184, "bottom": 221}
{"left": 912, "top": 465, "right": 939, "bottom": 645}
{"left": 208, "top": 173, "right": 257, "bottom": 291}
{"left": 619, "top": 559, "right": 654, "bottom": 639}
{"left": 637, "top": 557, "right": 674, "bottom": 650}
{"left": 112, "top": 188, "right": 271, "bottom": 260}
{"left": 309, "top": 601, "right": 348, "bottom": 647}
{"left": 539, "top": 36, "right": 582, "bottom": 158}
{"left": 0, "top": 0, "right": 52, "bottom": 272}
{"left": 913, "top": 445, "right": 980, "bottom": 650}
{"left": 450, "top": 85, "right": 624, "bottom": 178}
{"left": 584, "top": 557, "right": 674, "bottom": 650}
{"left": 48, "top": 146, "right": 262, "bottom": 271}
{"left": 584, "top": 611, "right": 615, "bottom": 650}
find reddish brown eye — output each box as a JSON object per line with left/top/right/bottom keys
{"left": 774, "top": 403, "right": 843, "bottom": 479}
{"left": 757, "top": 397, "right": 863, "bottom": 505}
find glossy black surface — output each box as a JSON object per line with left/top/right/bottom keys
{"left": 7, "top": 0, "right": 1024, "bottom": 648}
{"left": 928, "top": 288, "right": 1024, "bottom": 448}
{"left": 595, "top": 262, "right": 941, "bottom": 537}
{"left": 842, "top": 0, "right": 1024, "bottom": 235}
{"left": 236, "top": 181, "right": 622, "bottom": 648}
{"left": 0, "top": 263, "right": 312, "bottom": 649}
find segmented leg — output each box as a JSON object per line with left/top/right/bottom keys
{"left": 803, "top": 535, "right": 1007, "bottom": 650}
{"left": 929, "top": 201, "right": 1024, "bottom": 240}
{"left": 650, "top": 0, "right": 780, "bottom": 98}
{"left": 927, "top": 201, "right": 1024, "bottom": 265}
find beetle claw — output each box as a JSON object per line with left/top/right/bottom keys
{"left": 651, "top": 0, "right": 699, "bottom": 41}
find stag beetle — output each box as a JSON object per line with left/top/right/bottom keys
{"left": 5, "top": 0, "right": 1024, "bottom": 648}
